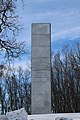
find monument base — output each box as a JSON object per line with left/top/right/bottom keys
{"left": 28, "top": 113, "right": 80, "bottom": 120}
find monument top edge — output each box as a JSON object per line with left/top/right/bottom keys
{"left": 31, "top": 23, "right": 51, "bottom": 34}
{"left": 32, "top": 23, "right": 51, "bottom": 25}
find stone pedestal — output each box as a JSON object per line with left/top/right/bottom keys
{"left": 31, "top": 23, "right": 51, "bottom": 114}
{"left": 28, "top": 113, "right": 75, "bottom": 120}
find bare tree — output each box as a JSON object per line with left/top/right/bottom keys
{"left": 0, "top": 0, "right": 31, "bottom": 115}
{"left": 0, "top": 65, "right": 31, "bottom": 114}
{"left": 51, "top": 42, "right": 80, "bottom": 113}
{"left": 0, "top": 0, "right": 26, "bottom": 61}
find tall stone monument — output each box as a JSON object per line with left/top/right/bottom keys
{"left": 31, "top": 23, "right": 51, "bottom": 114}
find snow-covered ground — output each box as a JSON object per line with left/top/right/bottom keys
{"left": 28, "top": 113, "right": 80, "bottom": 120}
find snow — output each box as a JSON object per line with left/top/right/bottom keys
{"left": 28, "top": 113, "right": 80, "bottom": 120}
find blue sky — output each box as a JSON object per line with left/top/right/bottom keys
{"left": 15, "top": 0, "right": 80, "bottom": 69}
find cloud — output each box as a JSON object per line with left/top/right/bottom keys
{"left": 52, "top": 26, "right": 80, "bottom": 41}
{"left": 14, "top": 59, "right": 31, "bottom": 71}
{"left": 17, "top": 0, "right": 80, "bottom": 48}
{"left": 25, "top": 10, "right": 80, "bottom": 42}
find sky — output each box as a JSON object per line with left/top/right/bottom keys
{"left": 15, "top": 0, "right": 80, "bottom": 69}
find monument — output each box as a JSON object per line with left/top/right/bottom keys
{"left": 31, "top": 23, "right": 51, "bottom": 114}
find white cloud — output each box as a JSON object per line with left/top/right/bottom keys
{"left": 14, "top": 59, "right": 31, "bottom": 71}
{"left": 26, "top": 10, "right": 80, "bottom": 41}
{"left": 52, "top": 26, "right": 80, "bottom": 41}
{"left": 17, "top": 1, "right": 80, "bottom": 46}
